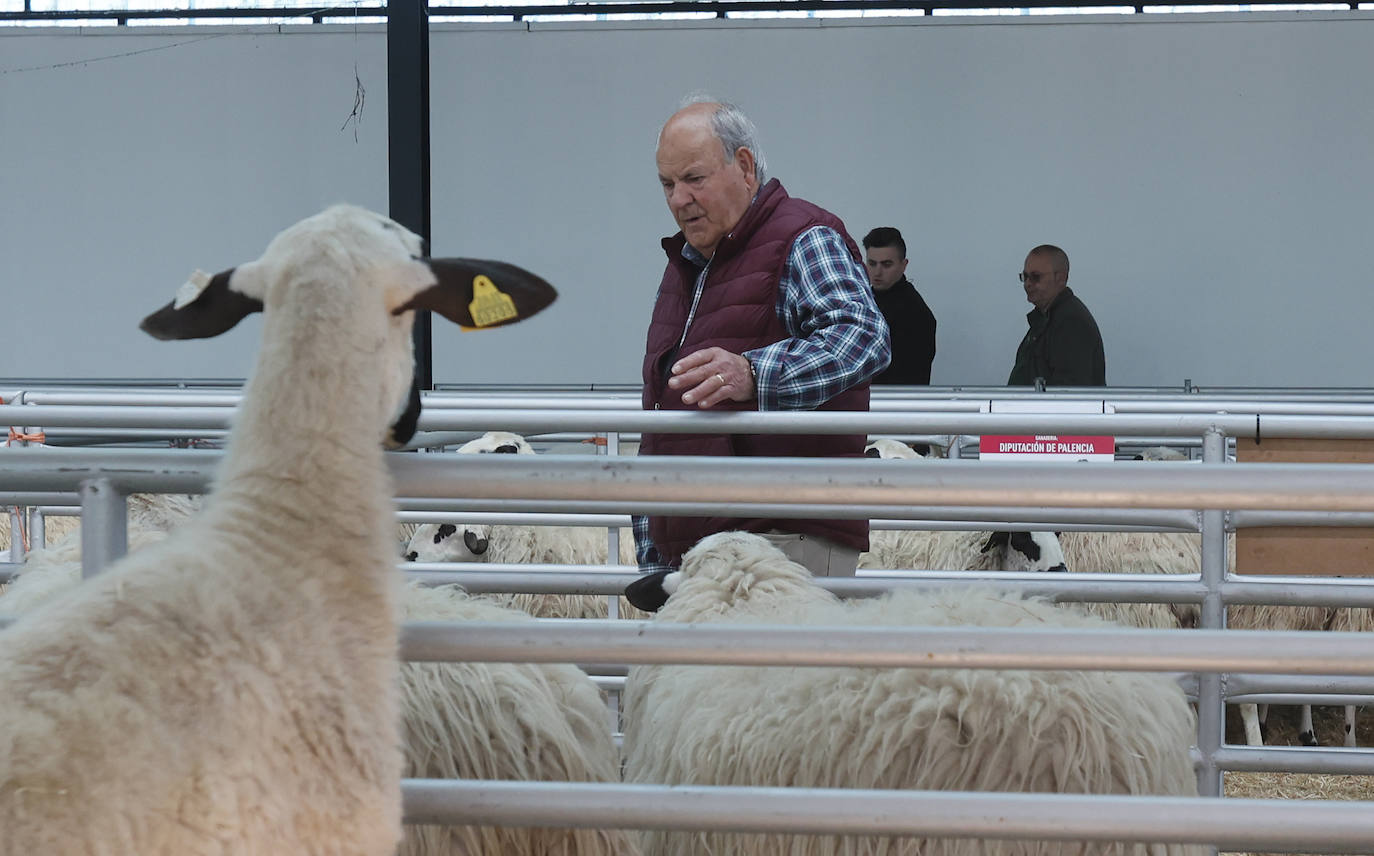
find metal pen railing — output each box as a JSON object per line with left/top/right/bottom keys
{"left": 7, "top": 388, "right": 1374, "bottom": 850}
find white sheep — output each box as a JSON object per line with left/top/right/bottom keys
{"left": 860, "top": 527, "right": 1068, "bottom": 575}
{"left": 861, "top": 436, "right": 923, "bottom": 460}
{"left": 1052, "top": 449, "right": 1209, "bottom": 631}
{"left": 860, "top": 438, "right": 1068, "bottom": 573}
{"left": 459, "top": 429, "right": 535, "bottom": 455}
{"left": 397, "top": 581, "right": 639, "bottom": 855}
{"left": 0, "top": 493, "right": 201, "bottom": 615}
{"left": 0, "top": 203, "right": 557, "bottom": 854}
{"left": 401, "top": 430, "right": 538, "bottom": 558}
{"left": 622, "top": 531, "right": 1202, "bottom": 856}
{"left": 1, "top": 507, "right": 81, "bottom": 557}
{"left": 1008, "top": 452, "right": 1362, "bottom": 748}
{"left": 408, "top": 516, "right": 636, "bottom": 570}
{"left": 2, "top": 502, "right": 634, "bottom": 856}
{"left": 395, "top": 431, "right": 535, "bottom": 553}
{"left": 1053, "top": 487, "right": 1361, "bottom": 748}
{"left": 1055, "top": 530, "right": 1209, "bottom": 631}
{"left": 404, "top": 431, "right": 645, "bottom": 620}
{"left": 1229, "top": 602, "right": 1371, "bottom": 748}
{"left": 3, "top": 551, "right": 638, "bottom": 856}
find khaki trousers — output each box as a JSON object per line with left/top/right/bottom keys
{"left": 758, "top": 530, "right": 860, "bottom": 578}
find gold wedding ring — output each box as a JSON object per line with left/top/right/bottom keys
{"left": 715, "top": 373, "right": 726, "bottom": 385}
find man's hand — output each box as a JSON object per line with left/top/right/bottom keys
{"left": 668, "top": 346, "right": 757, "bottom": 408}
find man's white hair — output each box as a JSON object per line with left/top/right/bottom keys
{"left": 661, "top": 92, "right": 770, "bottom": 185}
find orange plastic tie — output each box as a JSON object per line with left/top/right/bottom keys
{"left": 8, "top": 508, "right": 30, "bottom": 553}
{"left": 582, "top": 436, "right": 609, "bottom": 447}
{"left": 6, "top": 428, "right": 46, "bottom": 446}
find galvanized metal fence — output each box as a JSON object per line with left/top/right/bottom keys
{"left": 5, "top": 386, "right": 1374, "bottom": 852}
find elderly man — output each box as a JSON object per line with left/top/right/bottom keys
{"left": 632, "top": 97, "right": 891, "bottom": 581}
{"left": 1008, "top": 244, "right": 1105, "bottom": 387}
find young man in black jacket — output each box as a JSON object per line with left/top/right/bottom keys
{"left": 862, "top": 227, "right": 936, "bottom": 385}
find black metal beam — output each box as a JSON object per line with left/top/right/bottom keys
{"left": 3, "top": 0, "right": 1362, "bottom": 22}
{"left": 387, "top": 0, "right": 434, "bottom": 390}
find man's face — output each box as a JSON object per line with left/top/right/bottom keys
{"left": 1021, "top": 252, "right": 1066, "bottom": 312}
{"left": 656, "top": 109, "right": 758, "bottom": 260}
{"left": 864, "top": 245, "right": 908, "bottom": 292}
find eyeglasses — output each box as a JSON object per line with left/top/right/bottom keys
{"left": 1018, "top": 271, "right": 1052, "bottom": 284}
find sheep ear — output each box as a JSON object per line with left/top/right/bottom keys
{"left": 140, "top": 268, "right": 264, "bottom": 341}
{"left": 979, "top": 531, "right": 1010, "bottom": 554}
{"left": 398, "top": 258, "right": 557, "bottom": 329}
{"left": 1008, "top": 531, "right": 1041, "bottom": 562}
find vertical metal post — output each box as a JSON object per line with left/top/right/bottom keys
{"left": 388, "top": 0, "right": 433, "bottom": 390}
{"left": 603, "top": 430, "right": 624, "bottom": 734}
{"left": 604, "top": 434, "right": 624, "bottom": 618}
{"left": 80, "top": 479, "right": 127, "bottom": 579}
{"left": 1196, "top": 427, "right": 1227, "bottom": 819}
{"left": 7, "top": 506, "right": 22, "bottom": 562}
{"left": 29, "top": 506, "right": 44, "bottom": 552}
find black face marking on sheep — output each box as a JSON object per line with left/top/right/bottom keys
{"left": 404, "top": 551, "right": 418, "bottom": 562}
{"left": 387, "top": 380, "right": 422, "bottom": 448}
{"left": 864, "top": 447, "right": 882, "bottom": 458}
{"left": 624, "top": 569, "right": 674, "bottom": 613}
{"left": 979, "top": 531, "right": 1068, "bottom": 572}
{"left": 435, "top": 524, "right": 457, "bottom": 543}
{"left": 494, "top": 444, "right": 519, "bottom": 454}
{"left": 463, "top": 530, "right": 489, "bottom": 556}
{"left": 1009, "top": 531, "right": 1040, "bottom": 562}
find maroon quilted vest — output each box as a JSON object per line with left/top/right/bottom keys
{"left": 640, "top": 179, "right": 870, "bottom": 565}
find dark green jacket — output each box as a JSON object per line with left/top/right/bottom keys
{"left": 1007, "top": 286, "right": 1105, "bottom": 386}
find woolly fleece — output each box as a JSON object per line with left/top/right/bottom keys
{"left": 623, "top": 531, "right": 1202, "bottom": 856}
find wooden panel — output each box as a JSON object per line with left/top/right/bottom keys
{"left": 1235, "top": 438, "right": 1374, "bottom": 576}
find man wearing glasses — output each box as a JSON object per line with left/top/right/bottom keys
{"left": 1007, "top": 244, "right": 1105, "bottom": 387}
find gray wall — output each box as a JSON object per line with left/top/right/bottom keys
{"left": 3, "top": 14, "right": 1372, "bottom": 387}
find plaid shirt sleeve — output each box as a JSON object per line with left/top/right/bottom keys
{"left": 632, "top": 513, "right": 674, "bottom": 573}
{"left": 744, "top": 225, "right": 892, "bottom": 411}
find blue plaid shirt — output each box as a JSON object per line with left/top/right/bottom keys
{"left": 633, "top": 224, "right": 892, "bottom": 571}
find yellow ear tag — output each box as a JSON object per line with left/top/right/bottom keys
{"left": 468, "top": 275, "right": 519, "bottom": 328}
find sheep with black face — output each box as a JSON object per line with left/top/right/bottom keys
{"left": 403, "top": 430, "right": 645, "bottom": 620}
{"left": 859, "top": 438, "right": 1068, "bottom": 574}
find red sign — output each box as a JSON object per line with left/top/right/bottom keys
{"left": 979, "top": 435, "right": 1115, "bottom": 462}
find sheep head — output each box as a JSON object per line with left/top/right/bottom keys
{"left": 402, "top": 431, "right": 536, "bottom": 562}
{"left": 979, "top": 530, "right": 1068, "bottom": 573}
{"left": 404, "top": 522, "right": 489, "bottom": 563}
{"left": 456, "top": 431, "right": 535, "bottom": 456}
{"left": 138, "top": 205, "right": 556, "bottom": 448}
{"left": 625, "top": 531, "right": 833, "bottom": 618}
{"left": 863, "top": 438, "right": 923, "bottom": 460}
